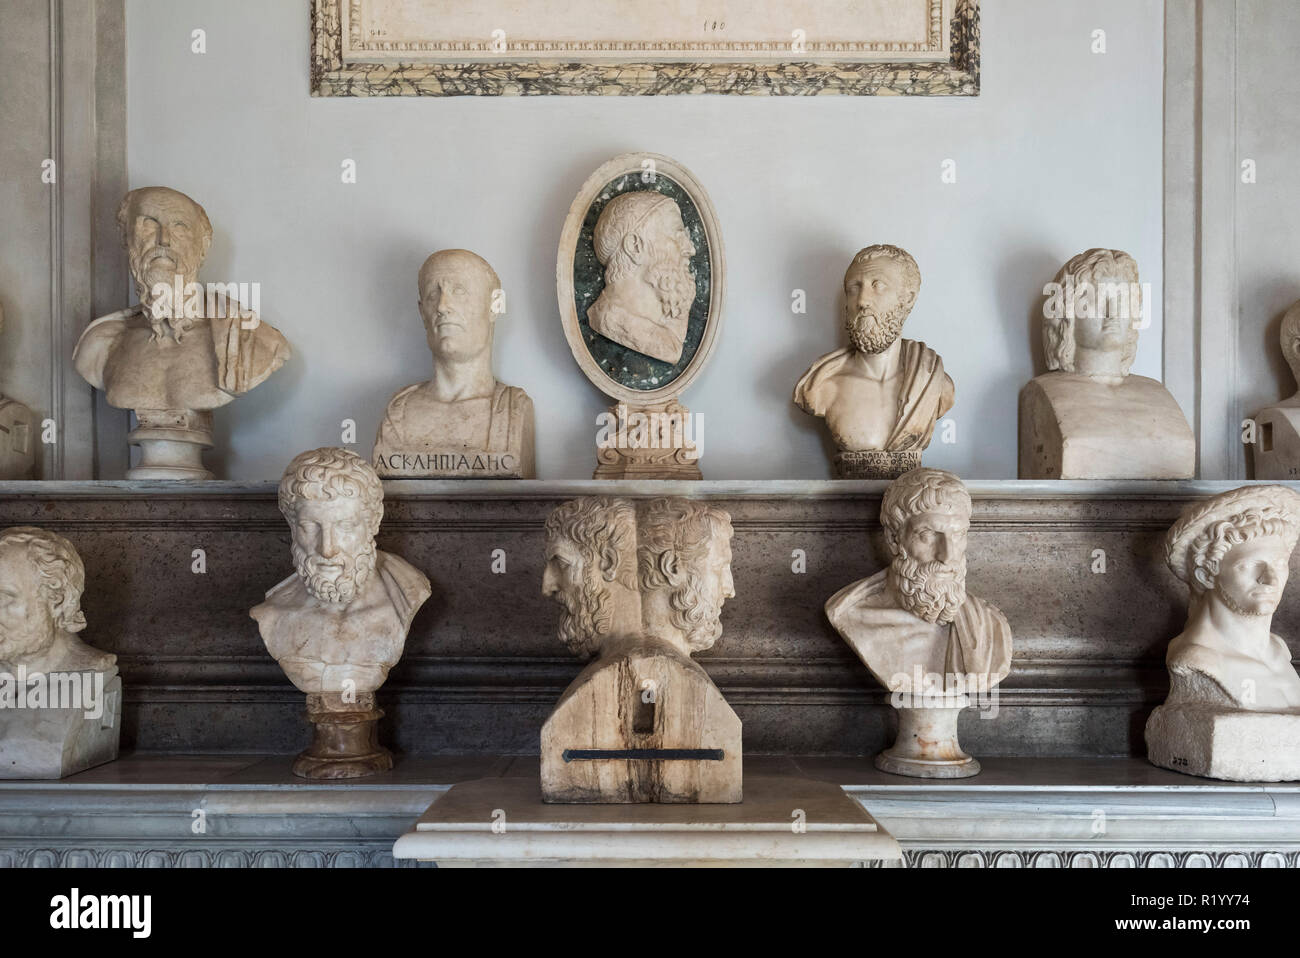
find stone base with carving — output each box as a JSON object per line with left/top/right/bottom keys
{"left": 0, "top": 397, "right": 36, "bottom": 480}
{"left": 0, "top": 674, "right": 121, "bottom": 780}
{"left": 875, "top": 697, "right": 981, "bottom": 779}
{"left": 293, "top": 692, "right": 393, "bottom": 780}
{"left": 1146, "top": 703, "right": 1300, "bottom": 782}
{"left": 593, "top": 401, "right": 702, "bottom": 481}
{"left": 834, "top": 450, "right": 921, "bottom": 480}
{"left": 128, "top": 409, "right": 214, "bottom": 481}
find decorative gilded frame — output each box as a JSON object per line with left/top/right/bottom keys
{"left": 310, "top": 0, "right": 979, "bottom": 97}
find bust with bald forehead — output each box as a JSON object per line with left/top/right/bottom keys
{"left": 373, "top": 249, "right": 535, "bottom": 478}
{"left": 72, "top": 186, "right": 291, "bottom": 479}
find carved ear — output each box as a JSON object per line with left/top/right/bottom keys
{"left": 1192, "top": 566, "right": 1215, "bottom": 595}
{"left": 598, "top": 545, "right": 620, "bottom": 582}
{"left": 622, "top": 232, "right": 646, "bottom": 262}
{"left": 656, "top": 550, "right": 679, "bottom": 581}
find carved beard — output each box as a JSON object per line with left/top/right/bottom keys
{"left": 647, "top": 248, "right": 696, "bottom": 326}
{"left": 292, "top": 541, "right": 378, "bottom": 605}
{"left": 1216, "top": 584, "right": 1275, "bottom": 618}
{"left": 666, "top": 574, "right": 725, "bottom": 654}
{"left": 889, "top": 552, "right": 967, "bottom": 625}
{"left": 555, "top": 568, "right": 612, "bottom": 658}
{"left": 0, "top": 613, "right": 55, "bottom": 671}
{"left": 129, "top": 245, "right": 199, "bottom": 342}
{"left": 845, "top": 301, "right": 910, "bottom": 354}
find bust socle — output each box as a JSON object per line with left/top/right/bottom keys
{"left": 587, "top": 192, "right": 697, "bottom": 364}
{"left": 540, "top": 496, "right": 741, "bottom": 803}
{"left": 0, "top": 527, "right": 120, "bottom": 779}
{"left": 1020, "top": 248, "right": 1193, "bottom": 479}
{"left": 373, "top": 250, "right": 534, "bottom": 478}
{"left": 251, "top": 447, "right": 431, "bottom": 778}
{"left": 1146, "top": 486, "right": 1300, "bottom": 781}
{"left": 0, "top": 302, "right": 37, "bottom": 480}
{"left": 826, "top": 468, "right": 1011, "bottom": 777}
{"left": 72, "top": 187, "right": 291, "bottom": 480}
{"left": 794, "top": 245, "right": 955, "bottom": 479}
{"left": 1251, "top": 300, "right": 1300, "bottom": 480}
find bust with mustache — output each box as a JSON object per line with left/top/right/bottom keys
{"left": 373, "top": 249, "right": 534, "bottom": 478}
{"left": 72, "top": 187, "right": 291, "bottom": 479}
{"left": 826, "top": 468, "right": 1012, "bottom": 696}
{"left": 1019, "top": 248, "right": 1193, "bottom": 479}
{"left": 794, "top": 245, "right": 955, "bottom": 479}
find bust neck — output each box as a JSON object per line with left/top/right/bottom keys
{"left": 1192, "top": 592, "right": 1276, "bottom": 663}
{"left": 639, "top": 588, "right": 693, "bottom": 657}
{"left": 851, "top": 337, "right": 903, "bottom": 380}
{"left": 1071, "top": 345, "right": 1126, "bottom": 385}
{"left": 431, "top": 350, "right": 496, "bottom": 403}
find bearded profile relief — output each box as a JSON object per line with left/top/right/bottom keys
{"left": 251, "top": 447, "right": 430, "bottom": 778}
{"left": 794, "top": 245, "right": 955, "bottom": 479}
{"left": 540, "top": 496, "right": 741, "bottom": 803}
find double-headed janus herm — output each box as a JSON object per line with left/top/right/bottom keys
{"left": 794, "top": 245, "right": 955, "bottom": 479}
{"left": 1147, "top": 485, "right": 1300, "bottom": 781}
{"left": 826, "top": 468, "right": 1012, "bottom": 778}
{"left": 251, "top": 448, "right": 431, "bottom": 779}
{"left": 73, "top": 187, "right": 291, "bottom": 479}
{"left": 372, "top": 249, "right": 535, "bottom": 478}
{"left": 540, "top": 497, "right": 740, "bottom": 803}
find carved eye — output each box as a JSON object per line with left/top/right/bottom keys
{"left": 872, "top": 279, "right": 887, "bottom": 292}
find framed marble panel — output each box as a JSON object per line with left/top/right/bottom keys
{"left": 311, "top": 0, "right": 980, "bottom": 97}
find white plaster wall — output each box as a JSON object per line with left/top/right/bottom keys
{"left": 124, "top": 0, "right": 1165, "bottom": 480}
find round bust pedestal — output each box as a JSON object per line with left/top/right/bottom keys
{"left": 293, "top": 692, "right": 393, "bottom": 780}
{"left": 127, "top": 409, "right": 214, "bottom": 480}
{"left": 875, "top": 694, "right": 981, "bottom": 779}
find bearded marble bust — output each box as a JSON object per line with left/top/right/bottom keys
{"left": 251, "top": 448, "right": 430, "bottom": 696}
{"left": 373, "top": 249, "right": 534, "bottom": 478}
{"left": 1020, "top": 248, "right": 1193, "bottom": 479}
{"left": 587, "top": 192, "right": 698, "bottom": 364}
{"left": 826, "top": 468, "right": 1012, "bottom": 695}
{"left": 794, "top": 245, "right": 955, "bottom": 479}
{"left": 73, "top": 187, "right": 291, "bottom": 479}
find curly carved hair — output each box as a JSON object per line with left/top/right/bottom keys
{"left": 544, "top": 497, "right": 639, "bottom": 593}
{"left": 880, "top": 468, "right": 971, "bottom": 557}
{"left": 0, "top": 526, "right": 87, "bottom": 633}
{"left": 1184, "top": 507, "right": 1298, "bottom": 596}
{"left": 636, "top": 498, "right": 734, "bottom": 654}
{"left": 845, "top": 245, "right": 921, "bottom": 305}
{"left": 1043, "top": 248, "right": 1141, "bottom": 375}
{"left": 278, "top": 447, "right": 384, "bottom": 537}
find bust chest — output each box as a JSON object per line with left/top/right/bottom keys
{"left": 397, "top": 391, "right": 492, "bottom": 450}
{"left": 822, "top": 370, "right": 904, "bottom": 450}
{"left": 103, "top": 325, "right": 229, "bottom": 413}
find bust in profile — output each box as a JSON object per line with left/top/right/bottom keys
{"left": 0, "top": 302, "right": 36, "bottom": 480}
{"left": 1251, "top": 300, "right": 1300, "bottom": 480}
{"left": 251, "top": 448, "right": 431, "bottom": 777}
{"left": 587, "top": 192, "right": 697, "bottom": 364}
{"left": 72, "top": 187, "right": 291, "bottom": 479}
{"left": 1020, "top": 248, "right": 1193, "bottom": 479}
{"left": 0, "top": 526, "right": 120, "bottom": 778}
{"left": 373, "top": 249, "right": 534, "bottom": 478}
{"left": 794, "top": 245, "right": 954, "bottom": 479}
{"left": 1147, "top": 486, "right": 1300, "bottom": 781}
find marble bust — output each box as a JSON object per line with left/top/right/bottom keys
{"left": 73, "top": 187, "right": 291, "bottom": 479}
{"left": 588, "top": 192, "right": 697, "bottom": 364}
{"left": 251, "top": 447, "right": 431, "bottom": 778}
{"left": 0, "top": 302, "right": 36, "bottom": 480}
{"left": 1020, "top": 248, "right": 1193, "bottom": 479}
{"left": 540, "top": 496, "right": 741, "bottom": 803}
{"left": 826, "top": 467, "right": 1011, "bottom": 777}
{"left": 373, "top": 249, "right": 534, "bottom": 478}
{"left": 794, "top": 245, "right": 955, "bottom": 479}
{"left": 1250, "top": 300, "right": 1300, "bottom": 480}
{"left": 1146, "top": 485, "right": 1300, "bottom": 781}
{"left": 0, "top": 527, "right": 120, "bottom": 779}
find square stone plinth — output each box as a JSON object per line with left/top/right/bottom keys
{"left": 1146, "top": 704, "right": 1300, "bottom": 782}
{"left": 393, "top": 774, "right": 901, "bottom": 867}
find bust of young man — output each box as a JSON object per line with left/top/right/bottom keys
{"left": 73, "top": 187, "right": 291, "bottom": 479}
{"left": 587, "top": 192, "right": 698, "bottom": 365}
{"left": 0, "top": 526, "right": 120, "bottom": 779}
{"left": 1251, "top": 300, "right": 1300, "bottom": 480}
{"left": 373, "top": 249, "right": 534, "bottom": 478}
{"left": 1147, "top": 486, "right": 1300, "bottom": 781}
{"left": 794, "top": 245, "right": 954, "bottom": 479}
{"left": 1019, "top": 248, "right": 1193, "bottom": 479}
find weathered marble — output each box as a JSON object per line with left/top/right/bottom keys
{"left": 0, "top": 527, "right": 120, "bottom": 779}
{"left": 794, "top": 246, "right": 955, "bottom": 479}
{"left": 373, "top": 250, "right": 535, "bottom": 479}
{"left": 540, "top": 497, "right": 740, "bottom": 802}
{"left": 251, "top": 448, "right": 431, "bottom": 779}
{"left": 1147, "top": 485, "right": 1300, "bottom": 781}
{"left": 826, "top": 469, "right": 1012, "bottom": 777}
{"left": 1251, "top": 299, "right": 1300, "bottom": 480}
{"left": 1020, "top": 248, "right": 1194, "bottom": 480}
{"left": 72, "top": 187, "right": 291, "bottom": 480}
{"left": 0, "top": 302, "right": 36, "bottom": 481}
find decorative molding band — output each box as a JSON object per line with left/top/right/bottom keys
{"left": 877, "top": 848, "right": 1300, "bottom": 868}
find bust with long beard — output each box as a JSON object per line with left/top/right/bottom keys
{"left": 250, "top": 448, "right": 430, "bottom": 778}
{"left": 794, "top": 246, "right": 954, "bottom": 479}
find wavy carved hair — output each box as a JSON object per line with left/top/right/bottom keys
{"left": 278, "top": 447, "right": 384, "bottom": 538}
{"left": 0, "top": 526, "right": 87, "bottom": 633}
{"left": 1043, "top": 248, "right": 1141, "bottom": 375}
{"left": 880, "top": 468, "right": 971, "bottom": 557}
{"left": 636, "top": 498, "right": 733, "bottom": 654}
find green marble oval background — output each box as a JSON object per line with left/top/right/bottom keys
{"left": 572, "top": 171, "right": 712, "bottom": 393}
